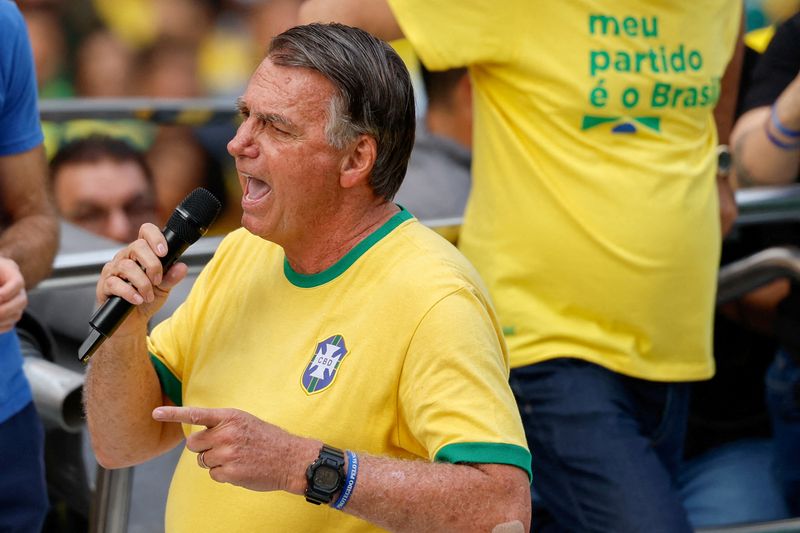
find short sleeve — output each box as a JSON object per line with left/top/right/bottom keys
{"left": 147, "top": 234, "right": 233, "bottom": 405}
{"left": 148, "top": 295, "right": 195, "bottom": 406}
{"left": 397, "top": 286, "right": 531, "bottom": 480}
{"left": 387, "top": 0, "right": 516, "bottom": 70}
{"left": 0, "top": 2, "right": 44, "bottom": 155}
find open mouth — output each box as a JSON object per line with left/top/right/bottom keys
{"left": 245, "top": 176, "right": 272, "bottom": 201}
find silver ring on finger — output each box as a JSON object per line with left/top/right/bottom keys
{"left": 198, "top": 450, "right": 210, "bottom": 469}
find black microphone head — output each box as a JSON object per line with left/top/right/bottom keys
{"left": 167, "top": 188, "right": 222, "bottom": 244}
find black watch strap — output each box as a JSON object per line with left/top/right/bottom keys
{"left": 305, "top": 444, "right": 346, "bottom": 505}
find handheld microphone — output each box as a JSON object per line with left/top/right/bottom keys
{"left": 78, "top": 188, "right": 222, "bottom": 363}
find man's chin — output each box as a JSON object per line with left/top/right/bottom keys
{"left": 241, "top": 215, "right": 274, "bottom": 241}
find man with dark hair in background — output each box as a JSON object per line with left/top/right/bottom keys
{"left": 395, "top": 65, "right": 472, "bottom": 223}
{"left": 49, "top": 134, "right": 158, "bottom": 243}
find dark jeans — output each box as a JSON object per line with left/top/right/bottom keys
{"left": 0, "top": 401, "right": 48, "bottom": 533}
{"left": 510, "top": 358, "right": 692, "bottom": 533}
{"left": 679, "top": 438, "right": 790, "bottom": 527}
{"left": 766, "top": 347, "right": 800, "bottom": 516}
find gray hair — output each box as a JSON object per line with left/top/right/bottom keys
{"left": 268, "top": 23, "right": 416, "bottom": 201}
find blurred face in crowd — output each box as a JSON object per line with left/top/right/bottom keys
{"left": 53, "top": 159, "right": 157, "bottom": 242}
{"left": 227, "top": 59, "right": 349, "bottom": 247}
{"left": 146, "top": 126, "right": 210, "bottom": 224}
{"left": 153, "top": 0, "right": 214, "bottom": 46}
{"left": 76, "top": 31, "right": 134, "bottom": 97}
{"left": 137, "top": 45, "right": 202, "bottom": 98}
{"left": 23, "top": 7, "right": 65, "bottom": 89}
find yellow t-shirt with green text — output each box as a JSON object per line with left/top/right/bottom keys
{"left": 390, "top": 0, "right": 741, "bottom": 380}
{"left": 147, "top": 211, "right": 530, "bottom": 532}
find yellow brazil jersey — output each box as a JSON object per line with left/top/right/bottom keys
{"left": 390, "top": 0, "right": 742, "bottom": 381}
{"left": 147, "top": 210, "right": 530, "bottom": 532}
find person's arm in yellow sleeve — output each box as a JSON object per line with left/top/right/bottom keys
{"left": 299, "top": 0, "right": 403, "bottom": 41}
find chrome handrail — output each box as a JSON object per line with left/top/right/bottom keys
{"left": 735, "top": 183, "right": 800, "bottom": 227}
{"left": 697, "top": 517, "right": 800, "bottom": 533}
{"left": 717, "top": 246, "right": 800, "bottom": 305}
{"left": 31, "top": 219, "right": 464, "bottom": 293}
{"left": 40, "top": 97, "right": 238, "bottom": 125}
{"left": 32, "top": 235, "right": 225, "bottom": 293}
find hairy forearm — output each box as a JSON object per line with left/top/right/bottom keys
{"left": 84, "top": 328, "right": 177, "bottom": 468}
{"left": 0, "top": 145, "right": 59, "bottom": 288}
{"left": 0, "top": 212, "right": 58, "bottom": 288}
{"left": 284, "top": 450, "right": 530, "bottom": 532}
{"left": 347, "top": 457, "right": 529, "bottom": 532}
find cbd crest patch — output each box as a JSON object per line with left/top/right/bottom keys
{"left": 301, "top": 335, "right": 348, "bottom": 395}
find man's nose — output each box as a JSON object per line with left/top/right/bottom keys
{"left": 227, "top": 122, "right": 258, "bottom": 159}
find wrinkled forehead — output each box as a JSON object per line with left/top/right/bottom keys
{"left": 244, "top": 58, "right": 337, "bottom": 119}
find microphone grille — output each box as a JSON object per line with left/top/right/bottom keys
{"left": 165, "top": 188, "right": 222, "bottom": 244}
{"left": 177, "top": 188, "right": 222, "bottom": 229}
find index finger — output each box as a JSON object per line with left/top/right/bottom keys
{"left": 152, "top": 406, "right": 226, "bottom": 428}
{"left": 139, "top": 223, "right": 168, "bottom": 258}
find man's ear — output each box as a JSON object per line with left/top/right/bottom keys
{"left": 340, "top": 135, "right": 377, "bottom": 189}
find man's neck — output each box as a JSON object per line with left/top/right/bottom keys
{"left": 283, "top": 201, "right": 400, "bottom": 275}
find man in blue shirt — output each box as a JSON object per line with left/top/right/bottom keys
{"left": 0, "top": 1, "right": 60, "bottom": 530}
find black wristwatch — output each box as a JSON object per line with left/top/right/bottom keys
{"left": 717, "top": 144, "right": 732, "bottom": 177}
{"left": 305, "top": 444, "right": 346, "bottom": 505}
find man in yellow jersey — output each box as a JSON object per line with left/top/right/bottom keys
{"left": 300, "top": 2, "right": 744, "bottom": 531}
{"left": 83, "top": 23, "right": 531, "bottom": 532}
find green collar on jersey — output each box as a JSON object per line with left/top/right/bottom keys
{"left": 283, "top": 207, "right": 413, "bottom": 288}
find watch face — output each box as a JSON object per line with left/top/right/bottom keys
{"left": 719, "top": 151, "right": 732, "bottom": 170}
{"left": 313, "top": 465, "right": 340, "bottom": 490}
{"left": 717, "top": 145, "right": 732, "bottom": 175}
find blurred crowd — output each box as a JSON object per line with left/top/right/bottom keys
{"left": 23, "top": 0, "right": 271, "bottom": 101}
{"left": 14, "top": 0, "right": 793, "bottom": 242}
{"left": 16, "top": 0, "right": 313, "bottom": 238}
{"left": 746, "top": 0, "right": 800, "bottom": 33}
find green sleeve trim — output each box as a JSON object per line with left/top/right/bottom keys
{"left": 284, "top": 208, "right": 413, "bottom": 288}
{"left": 435, "top": 442, "right": 532, "bottom": 483}
{"left": 149, "top": 353, "right": 182, "bottom": 406}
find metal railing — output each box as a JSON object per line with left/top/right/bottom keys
{"left": 35, "top": 235, "right": 225, "bottom": 293}
{"left": 40, "top": 98, "right": 238, "bottom": 126}
{"left": 735, "top": 184, "right": 800, "bottom": 227}
{"left": 698, "top": 518, "right": 800, "bottom": 533}
{"left": 717, "top": 246, "right": 800, "bottom": 305}
{"left": 716, "top": 183, "right": 800, "bottom": 304}
{"left": 32, "top": 218, "right": 463, "bottom": 294}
